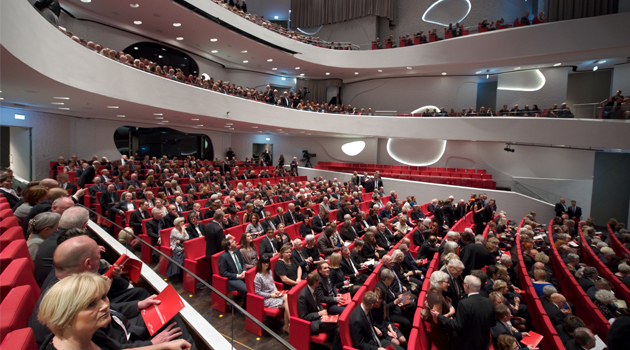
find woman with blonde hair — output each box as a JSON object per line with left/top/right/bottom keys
{"left": 38, "top": 272, "right": 191, "bottom": 350}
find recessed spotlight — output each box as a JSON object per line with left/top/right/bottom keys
{"left": 281, "top": 77, "right": 286, "bottom": 80}
{"left": 553, "top": 63, "right": 561, "bottom": 67}
{"left": 211, "top": 50, "right": 218, "bottom": 53}
{"left": 197, "top": 125, "right": 203, "bottom": 127}
{"left": 153, "top": 113, "right": 163, "bottom": 115}
{"left": 130, "top": 3, "right": 139, "bottom": 8}
{"left": 300, "top": 73, "right": 304, "bottom": 76}
{"left": 295, "top": 67, "right": 300, "bottom": 70}
{"left": 51, "top": 102, "right": 64, "bottom": 105}
{"left": 274, "top": 16, "right": 279, "bottom": 19}
{"left": 441, "top": 72, "right": 447, "bottom": 75}
{"left": 407, "top": 67, "right": 412, "bottom": 70}
{"left": 224, "top": 126, "right": 231, "bottom": 128}
{"left": 486, "top": 74, "right": 490, "bottom": 79}
{"left": 354, "top": 72, "right": 359, "bottom": 75}
{"left": 134, "top": 47, "right": 138, "bottom": 50}
{"left": 162, "top": 121, "right": 169, "bottom": 123}
{"left": 271, "top": 68, "right": 277, "bottom": 70}
{"left": 599, "top": 60, "right": 607, "bottom": 64}
{"left": 107, "top": 106, "right": 119, "bottom": 108}
{"left": 325, "top": 72, "right": 330, "bottom": 75}
{"left": 243, "top": 60, "right": 248, "bottom": 63}
{"left": 134, "top": 21, "right": 142, "bottom": 25}
{"left": 81, "top": 0, "right": 91, "bottom": 2}
{"left": 176, "top": 37, "right": 184, "bottom": 41}
{"left": 226, "top": 123, "right": 233, "bottom": 125}
{"left": 378, "top": 69, "right": 383, "bottom": 73}
{"left": 593, "top": 66, "right": 598, "bottom": 71}
{"left": 514, "top": 67, "right": 521, "bottom": 70}
{"left": 192, "top": 118, "right": 199, "bottom": 121}
{"left": 267, "top": 59, "right": 273, "bottom": 62}
{"left": 117, "top": 115, "right": 126, "bottom": 118}
{"left": 266, "top": 138, "right": 271, "bottom": 141}
{"left": 173, "top": 23, "right": 181, "bottom": 27}
{"left": 156, "top": 117, "right": 164, "bottom": 119}
{"left": 59, "top": 107, "right": 70, "bottom": 110}
{"left": 210, "top": 38, "right": 218, "bottom": 42}
{"left": 252, "top": 126, "right": 258, "bottom": 128}
{"left": 53, "top": 97, "right": 70, "bottom": 99}
{"left": 241, "top": 50, "right": 248, "bottom": 53}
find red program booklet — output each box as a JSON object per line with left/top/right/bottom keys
{"left": 321, "top": 314, "right": 339, "bottom": 323}
{"left": 387, "top": 345, "right": 397, "bottom": 350}
{"left": 520, "top": 331, "right": 543, "bottom": 348}
{"left": 338, "top": 293, "right": 351, "bottom": 306}
{"left": 141, "top": 284, "right": 185, "bottom": 335}
{"left": 358, "top": 267, "right": 369, "bottom": 274}
{"left": 103, "top": 254, "right": 129, "bottom": 279}
{"left": 122, "top": 258, "right": 143, "bottom": 283}
{"left": 277, "top": 290, "right": 288, "bottom": 297}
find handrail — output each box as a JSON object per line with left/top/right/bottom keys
{"left": 77, "top": 203, "right": 296, "bottom": 350}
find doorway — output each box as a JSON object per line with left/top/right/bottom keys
{"left": 1, "top": 126, "right": 32, "bottom": 181}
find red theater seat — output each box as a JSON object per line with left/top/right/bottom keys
{"left": 0, "top": 258, "right": 40, "bottom": 303}
{"left": 288, "top": 280, "right": 330, "bottom": 350}
{"left": 0, "top": 217, "right": 18, "bottom": 235}
{"left": 0, "top": 227, "right": 23, "bottom": 252}
{"left": 183, "top": 237, "right": 209, "bottom": 294}
{"left": 244, "top": 255, "right": 283, "bottom": 336}
{"left": 0, "top": 285, "right": 37, "bottom": 343}
{"left": 210, "top": 252, "right": 241, "bottom": 313}
{"left": 0, "top": 241, "right": 32, "bottom": 274}
{"left": 0, "top": 328, "right": 37, "bottom": 350}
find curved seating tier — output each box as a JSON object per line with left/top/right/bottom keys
{"left": 606, "top": 224, "right": 630, "bottom": 259}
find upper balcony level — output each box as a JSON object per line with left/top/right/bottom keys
{"left": 2, "top": 0, "right": 630, "bottom": 152}
{"left": 56, "top": 0, "right": 630, "bottom": 82}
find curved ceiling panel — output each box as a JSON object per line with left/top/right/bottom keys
{"left": 387, "top": 138, "right": 447, "bottom": 166}
{"left": 341, "top": 141, "right": 366, "bottom": 156}
{"left": 497, "top": 69, "right": 547, "bottom": 91}
{"left": 422, "top": 0, "right": 471, "bottom": 26}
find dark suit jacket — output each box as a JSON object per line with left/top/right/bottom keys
{"left": 438, "top": 294, "right": 496, "bottom": 350}
{"left": 60, "top": 182, "right": 78, "bottom": 195}
{"left": 88, "top": 184, "right": 106, "bottom": 202}
{"left": 454, "top": 204, "right": 467, "bottom": 221}
{"left": 259, "top": 236, "right": 280, "bottom": 257}
{"left": 349, "top": 303, "right": 381, "bottom": 350}
{"left": 159, "top": 186, "right": 175, "bottom": 196}
{"left": 543, "top": 301, "right": 567, "bottom": 327}
{"left": 271, "top": 214, "right": 285, "bottom": 227}
{"left": 185, "top": 223, "right": 204, "bottom": 238}
{"left": 311, "top": 215, "right": 327, "bottom": 234}
{"left": 460, "top": 243, "right": 496, "bottom": 276}
{"left": 577, "top": 277, "right": 595, "bottom": 293}
{"left": 417, "top": 241, "right": 439, "bottom": 260}
{"left": 205, "top": 221, "right": 225, "bottom": 258}
{"left": 444, "top": 270, "right": 463, "bottom": 309}
{"left": 77, "top": 165, "right": 96, "bottom": 187}
{"left": 607, "top": 315, "right": 630, "bottom": 350}
{"left": 111, "top": 200, "right": 135, "bottom": 216}
{"left": 317, "top": 233, "right": 336, "bottom": 257}
{"left": 340, "top": 225, "right": 358, "bottom": 242}
{"left": 567, "top": 206, "right": 582, "bottom": 220}
{"left": 491, "top": 320, "right": 523, "bottom": 349}
{"left": 283, "top": 211, "right": 298, "bottom": 225}
{"left": 315, "top": 273, "right": 338, "bottom": 307}
{"left": 297, "top": 285, "right": 326, "bottom": 334}
{"left": 375, "top": 231, "right": 391, "bottom": 250}
{"left": 185, "top": 184, "right": 198, "bottom": 193}
{"left": 145, "top": 218, "right": 164, "bottom": 246}
{"left": 291, "top": 249, "right": 309, "bottom": 273}
{"left": 129, "top": 209, "right": 149, "bottom": 233}
{"left": 219, "top": 250, "right": 246, "bottom": 280}
{"left": 100, "top": 191, "right": 120, "bottom": 211}
{"left": 555, "top": 202, "right": 567, "bottom": 217}
{"left": 261, "top": 219, "right": 276, "bottom": 232}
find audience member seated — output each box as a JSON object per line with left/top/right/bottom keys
{"left": 274, "top": 244, "right": 302, "bottom": 290}
{"left": 26, "top": 212, "right": 61, "bottom": 260}
{"left": 218, "top": 237, "right": 248, "bottom": 307}
{"left": 543, "top": 293, "right": 572, "bottom": 327}
{"left": 253, "top": 254, "right": 290, "bottom": 333}
{"left": 375, "top": 268, "right": 414, "bottom": 337}
{"left": 239, "top": 232, "right": 258, "bottom": 268}
{"left": 350, "top": 290, "right": 404, "bottom": 350}
{"left": 297, "top": 272, "right": 342, "bottom": 350}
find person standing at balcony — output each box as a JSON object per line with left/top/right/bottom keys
{"left": 34, "top": 0, "right": 60, "bottom": 26}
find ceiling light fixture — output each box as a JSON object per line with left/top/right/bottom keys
{"left": 514, "top": 67, "right": 521, "bottom": 70}
{"left": 267, "top": 59, "right": 273, "bottom": 62}
{"left": 173, "top": 23, "right": 181, "bottom": 27}
{"left": 243, "top": 60, "right": 248, "bottom": 63}
{"left": 192, "top": 118, "right": 199, "bottom": 121}
{"left": 281, "top": 77, "right": 286, "bottom": 80}
{"left": 133, "top": 21, "right": 142, "bottom": 25}
{"left": 553, "top": 63, "right": 561, "bottom": 66}
{"left": 271, "top": 68, "right": 277, "bottom": 70}
{"left": 300, "top": 73, "right": 304, "bottom": 76}
{"left": 354, "top": 72, "right": 359, "bottom": 75}
{"left": 441, "top": 72, "right": 447, "bottom": 75}
{"left": 475, "top": 71, "right": 482, "bottom": 74}
{"left": 107, "top": 106, "right": 119, "bottom": 108}
{"left": 226, "top": 123, "right": 233, "bottom": 125}
{"left": 274, "top": 16, "right": 279, "bottom": 19}
{"left": 51, "top": 102, "right": 64, "bottom": 105}
{"left": 117, "top": 115, "right": 126, "bottom": 118}
{"left": 407, "top": 67, "right": 412, "bottom": 70}
{"left": 156, "top": 117, "right": 164, "bottom": 119}
{"left": 378, "top": 69, "right": 383, "bottom": 73}
{"left": 295, "top": 67, "right": 300, "bottom": 70}
{"left": 59, "top": 107, "right": 70, "bottom": 110}
{"left": 210, "top": 38, "right": 218, "bottom": 42}
{"left": 153, "top": 113, "right": 163, "bottom": 115}
{"left": 599, "top": 60, "right": 607, "bottom": 64}
{"left": 162, "top": 121, "right": 169, "bottom": 123}
{"left": 325, "top": 72, "right": 330, "bottom": 75}
{"left": 176, "top": 37, "right": 184, "bottom": 41}
{"left": 197, "top": 125, "right": 203, "bottom": 127}
{"left": 81, "top": 0, "right": 91, "bottom": 2}
{"left": 53, "top": 97, "right": 70, "bottom": 99}
{"left": 211, "top": 50, "right": 218, "bottom": 53}
{"left": 241, "top": 50, "right": 248, "bottom": 53}
{"left": 130, "top": 3, "right": 139, "bottom": 8}
{"left": 593, "top": 66, "right": 598, "bottom": 71}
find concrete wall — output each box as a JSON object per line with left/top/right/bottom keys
{"left": 566, "top": 70, "right": 612, "bottom": 117}
{"left": 591, "top": 152, "right": 630, "bottom": 224}
{"left": 496, "top": 67, "right": 570, "bottom": 111}
{"left": 299, "top": 166, "right": 555, "bottom": 225}
{"left": 298, "top": 16, "right": 379, "bottom": 50}
{"left": 612, "top": 64, "right": 630, "bottom": 96}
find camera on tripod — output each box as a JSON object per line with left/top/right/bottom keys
{"left": 301, "top": 150, "right": 316, "bottom": 168}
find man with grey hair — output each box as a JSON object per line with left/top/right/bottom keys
{"left": 567, "top": 327, "right": 595, "bottom": 349}
{"left": 578, "top": 266, "right": 598, "bottom": 292}
{"left": 431, "top": 275, "right": 496, "bottom": 350}
{"left": 34, "top": 206, "right": 89, "bottom": 286}
{"left": 541, "top": 285, "right": 558, "bottom": 306}
{"left": 291, "top": 238, "right": 311, "bottom": 276}
{"left": 443, "top": 259, "right": 465, "bottom": 309}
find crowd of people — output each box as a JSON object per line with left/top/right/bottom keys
{"left": 414, "top": 102, "right": 574, "bottom": 118}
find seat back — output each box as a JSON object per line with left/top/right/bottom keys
{"left": 0, "top": 327, "right": 38, "bottom": 350}
{"left": 338, "top": 301, "right": 356, "bottom": 348}
{"left": 0, "top": 258, "right": 40, "bottom": 303}
{"left": 288, "top": 280, "right": 307, "bottom": 317}
{"left": 245, "top": 265, "right": 257, "bottom": 292}
{"left": 0, "top": 217, "right": 18, "bottom": 234}
{"left": 183, "top": 237, "right": 206, "bottom": 259}
{"left": 0, "top": 241, "right": 32, "bottom": 274}
{"left": 0, "top": 285, "right": 37, "bottom": 342}
{"left": 0, "top": 227, "right": 24, "bottom": 252}
{"left": 211, "top": 251, "right": 222, "bottom": 275}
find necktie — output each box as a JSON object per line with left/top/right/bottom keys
{"left": 270, "top": 237, "right": 277, "bottom": 253}
{"left": 232, "top": 252, "right": 242, "bottom": 273}
{"left": 390, "top": 267, "right": 402, "bottom": 292}
{"left": 348, "top": 258, "right": 358, "bottom": 275}
{"left": 290, "top": 211, "right": 294, "bottom": 223}
{"left": 269, "top": 220, "right": 276, "bottom": 231}
{"left": 366, "top": 312, "right": 381, "bottom": 346}
{"left": 313, "top": 292, "right": 323, "bottom": 311}
{"left": 110, "top": 193, "right": 115, "bottom": 203}
{"left": 157, "top": 220, "right": 163, "bottom": 232}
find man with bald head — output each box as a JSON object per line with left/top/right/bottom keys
{"left": 20, "top": 188, "right": 73, "bottom": 237}
{"left": 33, "top": 206, "right": 87, "bottom": 286}
{"left": 29, "top": 235, "right": 195, "bottom": 348}
{"left": 544, "top": 293, "right": 572, "bottom": 327}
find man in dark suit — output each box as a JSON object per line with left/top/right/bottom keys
{"left": 185, "top": 212, "right": 204, "bottom": 238}
{"left": 162, "top": 205, "right": 178, "bottom": 229}
{"left": 442, "top": 259, "right": 465, "bottom": 309}
{"left": 577, "top": 267, "right": 598, "bottom": 292}
{"left": 491, "top": 304, "right": 525, "bottom": 349}
{"left": 565, "top": 327, "right": 596, "bottom": 350}
{"left": 567, "top": 200, "right": 582, "bottom": 221}
{"left": 261, "top": 211, "right": 277, "bottom": 232}
{"left": 111, "top": 192, "right": 136, "bottom": 218}
{"left": 205, "top": 210, "right": 226, "bottom": 256}
{"left": 374, "top": 223, "right": 393, "bottom": 251}
{"left": 297, "top": 272, "right": 342, "bottom": 350}
{"left": 417, "top": 235, "right": 440, "bottom": 260}
{"left": 279, "top": 91, "right": 291, "bottom": 107}
{"left": 373, "top": 174, "right": 384, "bottom": 189}
{"left": 431, "top": 275, "right": 496, "bottom": 350}
{"left": 607, "top": 314, "right": 630, "bottom": 350}
{"left": 291, "top": 239, "right": 311, "bottom": 276}
{"left": 56, "top": 173, "right": 78, "bottom": 195}
{"left": 77, "top": 161, "right": 100, "bottom": 188}
{"left": 454, "top": 199, "right": 467, "bottom": 222}
{"left": 340, "top": 246, "right": 368, "bottom": 284}
{"left": 145, "top": 208, "right": 164, "bottom": 246}
{"left": 259, "top": 229, "right": 280, "bottom": 257}
{"left": 159, "top": 182, "right": 175, "bottom": 196}
{"left": 218, "top": 238, "right": 248, "bottom": 306}
{"left": 88, "top": 177, "right": 106, "bottom": 205}
{"left": 312, "top": 211, "right": 327, "bottom": 234}
{"left": 317, "top": 227, "right": 339, "bottom": 258}
{"left": 271, "top": 207, "right": 285, "bottom": 227}
{"left": 315, "top": 262, "right": 345, "bottom": 315}
{"left": 350, "top": 291, "right": 404, "bottom": 350}
{"left": 185, "top": 178, "right": 199, "bottom": 193}
{"left": 544, "top": 293, "right": 572, "bottom": 327}
{"left": 128, "top": 200, "right": 150, "bottom": 234}
{"left": 125, "top": 174, "right": 142, "bottom": 189}
{"left": 459, "top": 232, "right": 495, "bottom": 276}
{"left": 283, "top": 203, "right": 298, "bottom": 225}
{"left": 555, "top": 198, "right": 568, "bottom": 217}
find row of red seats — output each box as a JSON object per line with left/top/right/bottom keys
{"left": 578, "top": 226, "right": 630, "bottom": 303}
{"left": 0, "top": 193, "right": 39, "bottom": 350}
{"left": 606, "top": 224, "right": 630, "bottom": 259}
{"left": 547, "top": 219, "right": 610, "bottom": 341}
{"left": 515, "top": 217, "right": 566, "bottom": 350}
{"left": 317, "top": 162, "right": 487, "bottom": 174}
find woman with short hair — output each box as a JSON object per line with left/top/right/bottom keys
{"left": 424, "top": 270, "right": 453, "bottom": 350}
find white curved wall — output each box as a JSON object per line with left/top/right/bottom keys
{"left": 497, "top": 68, "right": 569, "bottom": 110}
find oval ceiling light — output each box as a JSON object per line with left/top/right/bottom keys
{"left": 325, "top": 72, "right": 330, "bottom": 75}
{"left": 173, "top": 23, "right": 181, "bottom": 27}
{"left": 295, "top": 67, "right": 300, "bottom": 70}
{"left": 51, "top": 102, "right": 64, "bottom": 105}
{"left": 107, "top": 106, "right": 119, "bottom": 108}
{"left": 130, "top": 3, "right": 139, "bottom": 8}
{"left": 341, "top": 141, "right": 366, "bottom": 156}
{"left": 210, "top": 38, "right": 218, "bottom": 42}
{"left": 133, "top": 21, "right": 142, "bottom": 25}
{"left": 267, "top": 59, "right": 273, "bottom": 62}
{"left": 422, "top": 0, "right": 471, "bottom": 26}
{"left": 81, "top": 0, "right": 91, "bottom": 2}
{"left": 475, "top": 71, "right": 482, "bottom": 74}
{"left": 271, "top": 68, "right": 277, "bottom": 70}
{"left": 354, "top": 72, "right": 359, "bottom": 75}
{"left": 378, "top": 69, "right": 383, "bottom": 72}
{"left": 300, "top": 73, "right": 305, "bottom": 76}
{"left": 241, "top": 50, "right": 248, "bottom": 53}
{"left": 497, "top": 69, "right": 546, "bottom": 92}
{"left": 117, "top": 115, "right": 126, "bottom": 118}
{"left": 176, "top": 37, "right": 184, "bottom": 41}
{"left": 211, "top": 50, "right": 218, "bottom": 53}
{"left": 441, "top": 72, "right": 447, "bottom": 75}
{"left": 593, "top": 66, "right": 598, "bottom": 71}
{"left": 387, "top": 138, "right": 447, "bottom": 166}
{"left": 53, "top": 97, "right": 70, "bottom": 99}
{"left": 153, "top": 113, "right": 163, "bottom": 115}
{"left": 243, "top": 60, "right": 248, "bottom": 63}
{"left": 407, "top": 67, "right": 412, "bottom": 70}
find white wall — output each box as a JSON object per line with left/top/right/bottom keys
{"left": 342, "top": 75, "right": 478, "bottom": 113}
{"left": 612, "top": 64, "right": 630, "bottom": 95}
{"left": 299, "top": 167, "right": 555, "bottom": 225}
{"left": 496, "top": 67, "right": 570, "bottom": 110}
{"left": 299, "top": 16, "right": 379, "bottom": 50}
